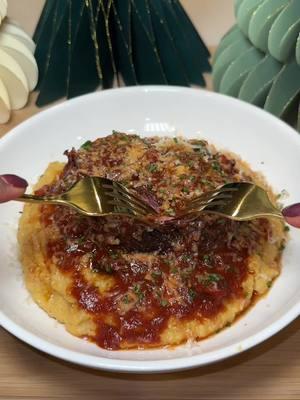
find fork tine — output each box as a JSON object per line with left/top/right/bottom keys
{"left": 107, "top": 199, "right": 148, "bottom": 216}
{"left": 104, "top": 187, "right": 152, "bottom": 214}
{"left": 114, "top": 183, "right": 157, "bottom": 214}
{"left": 103, "top": 183, "right": 153, "bottom": 215}
{"left": 185, "top": 200, "right": 229, "bottom": 212}
{"left": 185, "top": 193, "right": 234, "bottom": 211}
{"left": 202, "top": 200, "right": 229, "bottom": 209}
{"left": 189, "top": 187, "right": 238, "bottom": 204}
{"left": 103, "top": 182, "right": 155, "bottom": 214}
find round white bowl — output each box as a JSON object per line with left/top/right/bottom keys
{"left": 0, "top": 86, "right": 300, "bottom": 373}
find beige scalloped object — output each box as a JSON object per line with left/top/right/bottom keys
{"left": 0, "top": 4, "right": 38, "bottom": 123}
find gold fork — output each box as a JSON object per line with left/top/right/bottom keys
{"left": 16, "top": 176, "right": 157, "bottom": 218}
{"left": 182, "top": 182, "right": 285, "bottom": 221}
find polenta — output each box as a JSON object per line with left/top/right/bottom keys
{"left": 18, "top": 133, "right": 286, "bottom": 350}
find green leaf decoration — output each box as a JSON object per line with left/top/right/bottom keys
{"left": 219, "top": 46, "right": 264, "bottom": 97}
{"left": 234, "top": 0, "right": 245, "bottom": 18}
{"left": 296, "top": 33, "right": 300, "bottom": 65}
{"left": 236, "top": 0, "right": 300, "bottom": 64}
{"left": 113, "top": 0, "right": 137, "bottom": 85}
{"left": 265, "top": 60, "right": 300, "bottom": 118}
{"left": 211, "top": 25, "right": 241, "bottom": 64}
{"left": 214, "top": 0, "right": 300, "bottom": 132}
{"left": 67, "top": 0, "right": 101, "bottom": 99}
{"left": 36, "top": 1, "right": 72, "bottom": 106}
{"left": 236, "top": 0, "right": 265, "bottom": 36}
{"left": 161, "top": 0, "right": 206, "bottom": 85}
{"left": 213, "top": 33, "right": 251, "bottom": 91}
{"left": 33, "top": 0, "right": 57, "bottom": 43}
{"left": 248, "top": 0, "right": 290, "bottom": 53}
{"left": 239, "top": 54, "right": 282, "bottom": 107}
{"left": 149, "top": 0, "right": 189, "bottom": 85}
{"left": 131, "top": 1, "right": 166, "bottom": 84}
{"left": 170, "top": 0, "right": 210, "bottom": 71}
{"left": 268, "top": 0, "right": 300, "bottom": 62}
{"left": 34, "top": 0, "right": 211, "bottom": 106}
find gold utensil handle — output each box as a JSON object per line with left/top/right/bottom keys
{"left": 16, "top": 194, "right": 65, "bottom": 206}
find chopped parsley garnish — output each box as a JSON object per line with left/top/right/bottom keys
{"left": 190, "top": 175, "right": 196, "bottom": 182}
{"left": 182, "top": 254, "right": 190, "bottom": 262}
{"left": 160, "top": 299, "right": 169, "bottom": 307}
{"left": 212, "top": 161, "right": 222, "bottom": 172}
{"left": 207, "top": 273, "right": 222, "bottom": 282}
{"left": 166, "top": 208, "right": 175, "bottom": 216}
{"left": 188, "top": 288, "right": 197, "bottom": 301}
{"left": 122, "top": 294, "right": 131, "bottom": 304}
{"left": 133, "top": 284, "right": 144, "bottom": 301}
{"left": 198, "top": 273, "right": 223, "bottom": 286}
{"left": 182, "top": 187, "right": 190, "bottom": 194}
{"left": 110, "top": 253, "right": 118, "bottom": 260}
{"left": 148, "top": 163, "right": 158, "bottom": 173}
{"left": 151, "top": 270, "right": 162, "bottom": 279}
{"left": 173, "top": 137, "right": 178, "bottom": 144}
{"left": 171, "top": 267, "right": 178, "bottom": 274}
{"left": 279, "top": 242, "right": 286, "bottom": 251}
{"left": 203, "top": 254, "right": 211, "bottom": 264}
{"left": 76, "top": 236, "right": 86, "bottom": 244}
{"left": 188, "top": 160, "right": 194, "bottom": 168}
{"left": 80, "top": 140, "right": 92, "bottom": 150}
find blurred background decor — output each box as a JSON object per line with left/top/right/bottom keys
{"left": 213, "top": 0, "right": 300, "bottom": 131}
{"left": 0, "top": 0, "right": 38, "bottom": 123}
{"left": 33, "top": 0, "right": 211, "bottom": 107}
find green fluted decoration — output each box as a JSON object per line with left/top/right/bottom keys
{"left": 213, "top": 0, "right": 300, "bottom": 132}
{"left": 34, "top": 0, "right": 211, "bottom": 107}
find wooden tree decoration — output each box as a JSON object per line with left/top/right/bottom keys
{"left": 34, "top": 0, "right": 211, "bottom": 107}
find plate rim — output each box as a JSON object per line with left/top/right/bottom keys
{"left": 1, "top": 85, "right": 300, "bottom": 373}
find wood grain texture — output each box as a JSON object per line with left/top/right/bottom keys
{"left": 1, "top": 318, "right": 300, "bottom": 400}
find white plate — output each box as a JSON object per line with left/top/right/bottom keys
{"left": 0, "top": 86, "right": 300, "bottom": 373}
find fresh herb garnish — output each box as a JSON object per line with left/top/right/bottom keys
{"left": 212, "top": 161, "right": 222, "bottom": 172}
{"left": 203, "top": 254, "right": 211, "bottom": 264}
{"left": 198, "top": 273, "right": 223, "bottom": 286}
{"left": 279, "top": 242, "right": 286, "bottom": 251}
{"left": 188, "top": 288, "right": 197, "bottom": 301}
{"left": 80, "top": 140, "right": 92, "bottom": 150}
{"left": 160, "top": 299, "right": 169, "bottom": 307}
{"left": 151, "top": 270, "right": 162, "bottom": 279}
{"left": 182, "top": 254, "right": 190, "bottom": 262}
{"left": 148, "top": 163, "right": 158, "bottom": 173}
{"left": 207, "top": 273, "right": 222, "bottom": 282}
{"left": 133, "top": 284, "right": 144, "bottom": 301}
{"left": 182, "top": 187, "right": 190, "bottom": 194}
{"left": 122, "top": 294, "right": 131, "bottom": 304}
{"left": 284, "top": 226, "right": 290, "bottom": 232}
{"left": 173, "top": 137, "right": 178, "bottom": 144}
